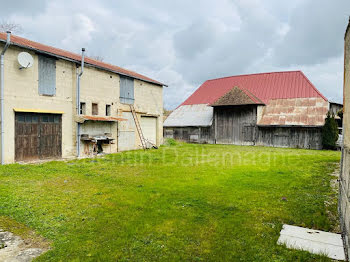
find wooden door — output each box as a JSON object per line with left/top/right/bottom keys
{"left": 15, "top": 113, "right": 62, "bottom": 161}
{"left": 15, "top": 113, "right": 40, "bottom": 161}
{"left": 39, "top": 114, "right": 62, "bottom": 159}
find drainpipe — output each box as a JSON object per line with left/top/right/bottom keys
{"left": 0, "top": 31, "right": 11, "bottom": 165}
{"left": 76, "top": 48, "right": 85, "bottom": 157}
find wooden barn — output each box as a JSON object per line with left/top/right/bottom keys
{"left": 164, "top": 71, "right": 341, "bottom": 150}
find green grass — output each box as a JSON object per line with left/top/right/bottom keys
{"left": 0, "top": 143, "right": 341, "bottom": 261}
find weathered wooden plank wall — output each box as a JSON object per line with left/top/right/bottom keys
{"left": 256, "top": 126, "right": 322, "bottom": 150}
{"left": 214, "top": 105, "right": 257, "bottom": 145}
{"left": 164, "top": 126, "right": 214, "bottom": 144}
{"left": 164, "top": 105, "right": 323, "bottom": 150}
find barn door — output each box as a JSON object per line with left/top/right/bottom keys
{"left": 15, "top": 113, "right": 62, "bottom": 161}
{"left": 39, "top": 114, "right": 62, "bottom": 159}
{"left": 15, "top": 113, "right": 40, "bottom": 161}
{"left": 242, "top": 125, "right": 255, "bottom": 143}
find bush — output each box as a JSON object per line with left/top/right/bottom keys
{"left": 164, "top": 138, "right": 177, "bottom": 146}
{"left": 337, "top": 108, "right": 343, "bottom": 120}
{"left": 322, "top": 111, "right": 339, "bottom": 150}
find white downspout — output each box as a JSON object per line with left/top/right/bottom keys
{"left": 1, "top": 31, "right": 11, "bottom": 165}
{"left": 76, "top": 48, "right": 85, "bottom": 157}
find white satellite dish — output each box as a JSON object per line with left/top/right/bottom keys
{"left": 18, "top": 52, "right": 34, "bottom": 69}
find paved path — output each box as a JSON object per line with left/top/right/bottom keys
{"left": 278, "top": 224, "right": 345, "bottom": 261}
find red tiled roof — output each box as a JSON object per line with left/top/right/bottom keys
{"left": 182, "top": 71, "right": 327, "bottom": 106}
{"left": 0, "top": 33, "right": 165, "bottom": 86}
{"left": 211, "top": 86, "right": 264, "bottom": 106}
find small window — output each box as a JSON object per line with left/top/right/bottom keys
{"left": 54, "top": 115, "right": 60, "bottom": 123}
{"left": 17, "top": 115, "right": 25, "bottom": 122}
{"left": 25, "top": 115, "right": 32, "bottom": 123}
{"left": 80, "top": 102, "right": 86, "bottom": 115}
{"left": 92, "top": 103, "right": 98, "bottom": 116}
{"left": 32, "top": 115, "right": 38, "bottom": 123}
{"left": 106, "top": 104, "right": 111, "bottom": 116}
{"left": 42, "top": 116, "right": 49, "bottom": 122}
{"left": 48, "top": 115, "right": 54, "bottom": 122}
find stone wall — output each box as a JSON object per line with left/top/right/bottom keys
{"left": 340, "top": 20, "right": 350, "bottom": 261}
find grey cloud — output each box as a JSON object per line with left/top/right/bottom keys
{"left": 273, "top": 0, "right": 349, "bottom": 66}
{"left": 174, "top": 21, "right": 219, "bottom": 59}
{"left": 0, "top": 0, "right": 47, "bottom": 16}
{"left": 172, "top": 0, "right": 282, "bottom": 84}
{"left": 0, "top": 0, "right": 346, "bottom": 109}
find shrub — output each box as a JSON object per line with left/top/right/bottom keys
{"left": 165, "top": 138, "right": 177, "bottom": 146}
{"left": 322, "top": 111, "right": 339, "bottom": 150}
{"left": 337, "top": 108, "right": 343, "bottom": 120}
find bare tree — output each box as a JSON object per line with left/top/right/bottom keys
{"left": 0, "top": 21, "right": 22, "bottom": 34}
{"left": 89, "top": 55, "right": 104, "bottom": 62}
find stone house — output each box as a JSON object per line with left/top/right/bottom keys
{"left": 0, "top": 32, "right": 165, "bottom": 163}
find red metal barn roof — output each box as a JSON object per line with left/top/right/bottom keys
{"left": 0, "top": 33, "right": 165, "bottom": 86}
{"left": 182, "top": 71, "right": 327, "bottom": 106}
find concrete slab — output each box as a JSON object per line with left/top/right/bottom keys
{"left": 277, "top": 224, "right": 345, "bottom": 261}
{"left": 0, "top": 229, "right": 45, "bottom": 262}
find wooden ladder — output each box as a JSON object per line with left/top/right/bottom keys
{"left": 130, "top": 105, "right": 146, "bottom": 150}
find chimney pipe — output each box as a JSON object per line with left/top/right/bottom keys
{"left": 76, "top": 48, "right": 85, "bottom": 157}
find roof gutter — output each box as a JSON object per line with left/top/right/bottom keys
{"left": 257, "top": 124, "right": 323, "bottom": 128}
{"left": 0, "top": 31, "right": 11, "bottom": 165}
{"left": 76, "top": 48, "right": 85, "bottom": 157}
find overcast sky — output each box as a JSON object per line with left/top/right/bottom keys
{"left": 2, "top": 0, "right": 349, "bottom": 109}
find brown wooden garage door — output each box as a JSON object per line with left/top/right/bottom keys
{"left": 15, "top": 113, "right": 62, "bottom": 161}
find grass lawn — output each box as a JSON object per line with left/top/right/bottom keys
{"left": 0, "top": 143, "right": 341, "bottom": 261}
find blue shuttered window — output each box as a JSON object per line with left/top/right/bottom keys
{"left": 38, "top": 55, "right": 56, "bottom": 96}
{"left": 120, "top": 76, "right": 134, "bottom": 104}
